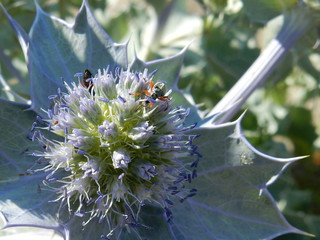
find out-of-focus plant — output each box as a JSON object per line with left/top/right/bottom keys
{"left": 0, "top": 0, "right": 320, "bottom": 239}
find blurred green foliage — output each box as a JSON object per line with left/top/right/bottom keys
{"left": 1, "top": 0, "right": 320, "bottom": 239}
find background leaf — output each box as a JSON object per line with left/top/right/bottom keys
{"left": 241, "top": 0, "right": 298, "bottom": 23}
{"left": 169, "top": 118, "right": 306, "bottom": 240}
{"left": 0, "top": 99, "right": 62, "bottom": 233}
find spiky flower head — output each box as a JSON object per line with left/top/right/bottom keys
{"left": 31, "top": 67, "right": 199, "bottom": 238}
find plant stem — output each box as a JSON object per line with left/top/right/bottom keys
{"left": 205, "top": 7, "right": 315, "bottom": 125}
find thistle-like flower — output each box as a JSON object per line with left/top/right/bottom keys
{"left": 31, "top": 67, "right": 199, "bottom": 238}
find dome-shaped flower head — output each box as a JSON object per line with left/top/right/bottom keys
{"left": 32, "top": 67, "right": 199, "bottom": 238}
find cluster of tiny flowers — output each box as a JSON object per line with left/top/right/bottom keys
{"left": 30, "top": 67, "right": 200, "bottom": 238}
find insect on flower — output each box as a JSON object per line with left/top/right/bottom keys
{"left": 28, "top": 67, "right": 198, "bottom": 238}
{"left": 81, "top": 68, "right": 94, "bottom": 93}
{"left": 130, "top": 81, "right": 170, "bottom": 108}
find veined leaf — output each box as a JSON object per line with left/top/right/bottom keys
{"left": 170, "top": 116, "right": 307, "bottom": 240}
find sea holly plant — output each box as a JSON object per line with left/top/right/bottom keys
{"left": 0, "top": 0, "right": 318, "bottom": 240}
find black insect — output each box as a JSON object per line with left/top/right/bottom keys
{"left": 81, "top": 69, "right": 94, "bottom": 93}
